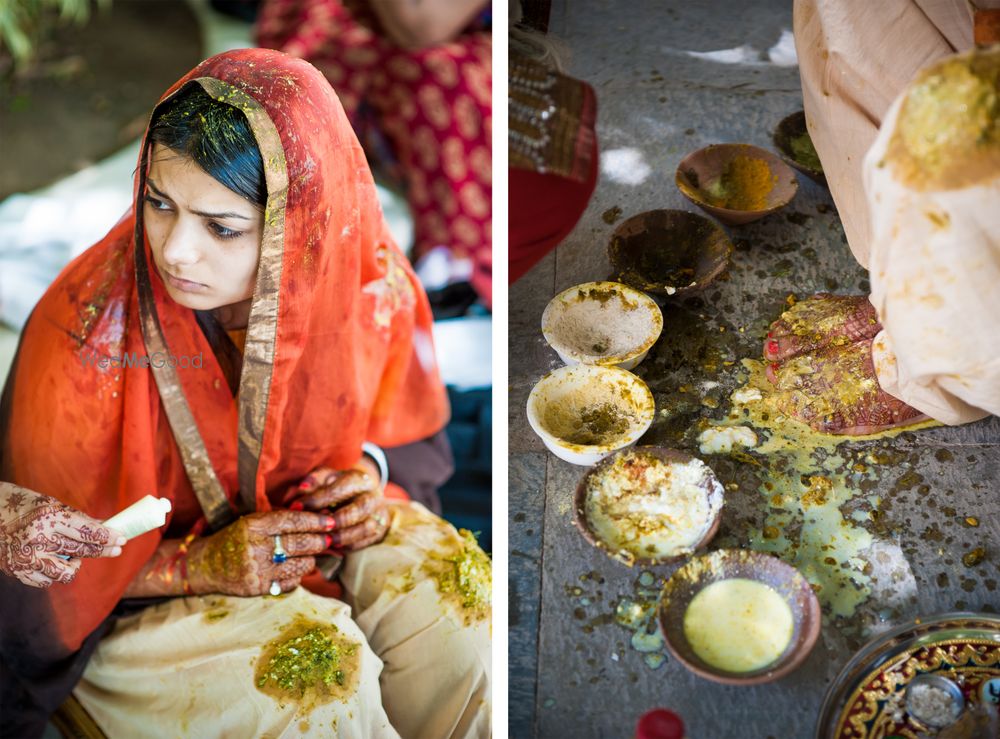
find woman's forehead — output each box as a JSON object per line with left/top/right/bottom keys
{"left": 147, "top": 143, "right": 257, "bottom": 216}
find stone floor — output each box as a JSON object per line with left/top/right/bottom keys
{"left": 508, "top": 1, "right": 1000, "bottom": 737}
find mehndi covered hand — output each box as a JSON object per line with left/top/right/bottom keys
{"left": 287, "top": 465, "right": 390, "bottom": 551}
{"left": 0, "top": 482, "right": 126, "bottom": 588}
{"left": 186, "top": 510, "right": 335, "bottom": 597}
{"left": 763, "top": 294, "right": 927, "bottom": 434}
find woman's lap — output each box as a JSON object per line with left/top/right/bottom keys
{"left": 74, "top": 502, "right": 491, "bottom": 739}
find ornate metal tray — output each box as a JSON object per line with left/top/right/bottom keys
{"left": 815, "top": 613, "right": 1000, "bottom": 738}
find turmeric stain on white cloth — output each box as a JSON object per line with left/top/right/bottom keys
{"left": 865, "top": 48, "right": 1000, "bottom": 425}
{"left": 74, "top": 588, "right": 397, "bottom": 738}
{"left": 74, "top": 502, "right": 492, "bottom": 739}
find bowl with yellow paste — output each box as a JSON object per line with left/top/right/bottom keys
{"left": 607, "top": 210, "right": 733, "bottom": 298}
{"left": 675, "top": 143, "right": 798, "bottom": 225}
{"left": 526, "top": 365, "right": 655, "bottom": 466}
{"left": 574, "top": 446, "right": 724, "bottom": 565}
{"left": 658, "top": 549, "right": 821, "bottom": 685}
{"left": 772, "top": 111, "right": 827, "bottom": 186}
{"left": 542, "top": 281, "right": 663, "bottom": 370}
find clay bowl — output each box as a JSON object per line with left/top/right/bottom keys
{"left": 772, "top": 111, "right": 826, "bottom": 186}
{"left": 608, "top": 210, "right": 733, "bottom": 298}
{"left": 658, "top": 549, "right": 821, "bottom": 685}
{"left": 541, "top": 281, "right": 663, "bottom": 371}
{"left": 573, "top": 446, "right": 724, "bottom": 567}
{"left": 526, "top": 365, "right": 655, "bottom": 467}
{"left": 675, "top": 143, "right": 798, "bottom": 225}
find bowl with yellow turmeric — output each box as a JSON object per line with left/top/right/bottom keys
{"left": 526, "top": 365, "right": 655, "bottom": 466}
{"left": 675, "top": 143, "right": 799, "bottom": 225}
{"left": 772, "top": 111, "right": 826, "bottom": 186}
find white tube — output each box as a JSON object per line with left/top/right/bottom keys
{"left": 103, "top": 495, "right": 172, "bottom": 541}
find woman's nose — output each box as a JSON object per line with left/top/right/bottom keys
{"left": 160, "top": 219, "right": 201, "bottom": 266}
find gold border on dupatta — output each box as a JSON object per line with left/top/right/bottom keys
{"left": 194, "top": 77, "right": 288, "bottom": 516}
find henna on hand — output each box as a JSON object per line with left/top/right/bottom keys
{"left": 328, "top": 500, "right": 392, "bottom": 551}
{"left": 0, "top": 482, "right": 126, "bottom": 589}
{"left": 186, "top": 510, "right": 334, "bottom": 597}
{"left": 287, "top": 464, "right": 390, "bottom": 552}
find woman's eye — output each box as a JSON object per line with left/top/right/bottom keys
{"left": 144, "top": 195, "right": 170, "bottom": 211}
{"left": 209, "top": 222, "right": 243, "bottom": 240}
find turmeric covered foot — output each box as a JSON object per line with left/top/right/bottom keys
{"left": 763, "top": 294, "right": 881, "bottom": 363}
{"left": 763, "top": 295, "right": 927, "bottom": 435}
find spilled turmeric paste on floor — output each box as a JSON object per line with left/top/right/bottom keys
{"left": 703, "top": 359, "right": 938, "bottom": 617}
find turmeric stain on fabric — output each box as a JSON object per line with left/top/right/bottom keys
{"left": 423, "top": 529, "right": 492, "bottom": 625}
{"left": 255, "top": 618, "right": 360, "bottom": 709}
{"left": 887, "top": 48, "right": 1000, "bottom": 191}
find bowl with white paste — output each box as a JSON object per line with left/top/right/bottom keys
{"left": 658, "top": 549, "right": 821, "bottom": 685}
{"left": 526, "top": 365, "right": 655, "bottom": 466}
{"left": 542, "top": 281, "right": 663, "bottom": 370}
{"left": 573, "top": 446, "right": 724, "bottom": 566}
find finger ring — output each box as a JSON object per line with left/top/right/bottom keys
{"left": 374, "top": 513, "right": 388, "bottom": 528}
{"left": 268, "top": 580, "right": 282, "bottom": 596}
{"left": 272, "top": 534, "right": 288, "bottom": 564}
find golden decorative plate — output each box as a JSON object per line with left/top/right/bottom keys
{"left": 816, "top": 613, "right": 1000, "bottom": 738}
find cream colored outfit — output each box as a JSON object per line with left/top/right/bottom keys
{"left": 74, "top": 502, "right": 492, "bottom": 739}
{"left": 794, "top": 0, "right": 1000, "bottom": 424}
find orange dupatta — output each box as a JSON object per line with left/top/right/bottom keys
{"left": 0, "top": 48, "right": 448, "bottom": 681}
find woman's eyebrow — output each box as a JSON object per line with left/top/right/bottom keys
{"left": 146, "top": 179, "right": 251, "bottom": 221}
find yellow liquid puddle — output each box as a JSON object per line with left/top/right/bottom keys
{"left": 707, "top": 359, "right": 939, "bottom": 618}
{"left": 683, "top": 578, "right": 793, "bottom": 672}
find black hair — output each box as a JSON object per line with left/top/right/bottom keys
{"left": 148, "top": 83, "right": 267, "bottom": 208}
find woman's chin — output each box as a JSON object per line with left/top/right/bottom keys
{"left": 163, "top": 284, "right": 220, "bottom": 311}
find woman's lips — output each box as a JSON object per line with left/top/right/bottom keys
{"left": 165, "top": 271, "right": 208, "bottom": 293}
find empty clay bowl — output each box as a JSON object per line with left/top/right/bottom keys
{"left": 542, "top": 281, "right": 663, "bottom": 370}
{"left": 658, "top": 549, "right": 821, "bottom": 685}
{"left": 526, "top": 365, "right": 655, "bottom": 466}
{"left": 772, "top": 111, "right": 826, "bottom": 186}
{"left": 608, "top": 210, "right": 733, "bottom": 298}
{"left": 675, "top": 143, "right": 799, "bottom": 225}
{"left": 573, "top": 446, "right": 724, "bottom": 566}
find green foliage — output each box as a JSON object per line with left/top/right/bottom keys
{"left": 0, "top": 0, "right": 110, "bottom": 72}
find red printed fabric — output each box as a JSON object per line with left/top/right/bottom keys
{"left": 257, "top": 0, "right": 493, "bottom": 305}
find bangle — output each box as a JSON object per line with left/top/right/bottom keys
{"left": 361, "top": 442, "right": 389, "bottom": 488}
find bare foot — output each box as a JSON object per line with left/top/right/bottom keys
{"left": 764, "top": 295, "right": 927, "bottom": 435}
{"left": 763, "top": 294, "right": 881, "bottom": 362}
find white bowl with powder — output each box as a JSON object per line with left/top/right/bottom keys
{"left": 542, "top": 281, "right": 663, "bottom": 371}
{"left": 526, "top": 364, "right": 655, "bottom": 466}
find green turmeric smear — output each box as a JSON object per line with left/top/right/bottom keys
{"left": 203, "top": 598, "right": 230, "bottom": 623}
{"left": 255, "top": 619, "right": 360, "bottom": 708}
{"left": 689, "top": 154, "right": 777, "bottom": 211}
{"left": 704, "top": 359, "right": 938, "bottom": 619}
{"left": 614, "top": 571, "right": 668, "bottom": 670}
{"left": 789, "top": 132, "right": 822, "bottom": 172}
{"left": 574, "top": 286, "right": 638, "bottom": 310}
{"left": 564, "top": 403, "right": 633, "bottom": 445}
{"left": 886, "top": 47, "right": 1000, "bottom": 191}
{"left": 188, "top": 526, "right": 247, "bottom": 583}
{"left": 423, "top": 529, "right": 491, "bottom": 625}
